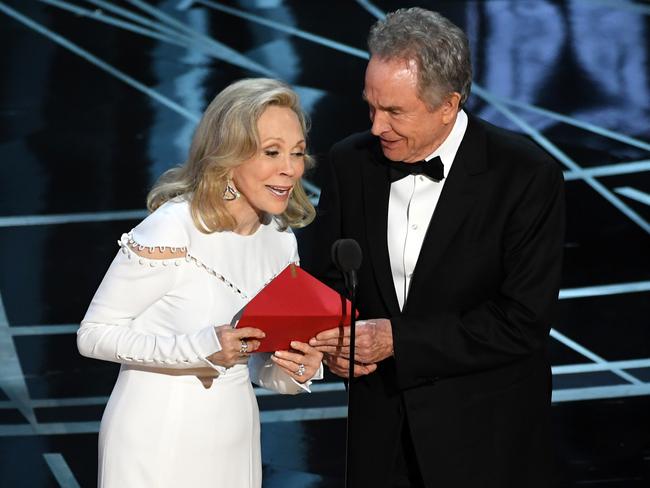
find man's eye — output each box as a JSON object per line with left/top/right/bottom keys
{"left": 264, "top": 150, "right": 280, "bottom": 157}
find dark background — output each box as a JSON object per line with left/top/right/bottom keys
{"left": 0, "top": 0, "right": 649, "bottom": 486}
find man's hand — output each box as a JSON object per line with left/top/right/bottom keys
{"left": 323, "top": 353, "right": 377, "bottom": 378}
{"left": 309, "top": 319, "right": 394, "bottom": 364}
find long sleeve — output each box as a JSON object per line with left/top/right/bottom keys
{"left": 78, "top": 215, "right": 223, "bottom": 370}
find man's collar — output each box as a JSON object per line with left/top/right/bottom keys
{"left": 423, "top": 109, "right": 468, "bottom": 177}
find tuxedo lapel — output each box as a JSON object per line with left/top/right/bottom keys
{"left": 362, "top": 144, "right": 401, "bottom": 317}
{"left": 404, "top": 116, "right": 488, "bottom": 312}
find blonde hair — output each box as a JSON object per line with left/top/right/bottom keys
{"left": 147, "top": 78, "right": 316, "bottom": 232}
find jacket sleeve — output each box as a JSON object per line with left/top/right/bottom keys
{"left": 392, "top": 160, "right": 565, "bottom": 390}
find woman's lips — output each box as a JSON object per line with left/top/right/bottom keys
{"left": 265, "top": 185, "right": 293, "bottom": 198}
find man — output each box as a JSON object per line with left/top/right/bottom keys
{"left": 301, "top": 7, "right": 565, "bottom": 488}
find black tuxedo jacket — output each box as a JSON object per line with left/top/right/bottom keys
{"left": 299, "top": 114, "right": 565, "bottom": 488}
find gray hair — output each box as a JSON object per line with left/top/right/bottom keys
{"left": 368, "top": 8, "right": 472, "bottom": 107}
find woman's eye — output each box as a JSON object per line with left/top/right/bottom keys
{"left": 291, "top": 151, "right": 305, "bottom": 157}
{"left": 264, "top": 150, "right": 280, "bottom": 157}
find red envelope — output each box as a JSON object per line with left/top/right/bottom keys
{"left": 236, "top": 264, "right": 354, "bottom": 352}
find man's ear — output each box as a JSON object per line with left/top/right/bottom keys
{"left": 442, "top": 92, "right": 462, "bottom": 124}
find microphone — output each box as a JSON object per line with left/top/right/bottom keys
{"left": 331, "top": 239, "right": 362, "bottom": 295}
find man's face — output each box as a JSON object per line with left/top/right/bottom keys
{"left": 363, "top": 56, "right": 457, "bottom": 163}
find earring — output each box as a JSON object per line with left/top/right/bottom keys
{"left": 223, "top": 179, "right": 240, "bottom": 201}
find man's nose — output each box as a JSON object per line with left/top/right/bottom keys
{"left": 370, "top": 110, "right": 390, "bottom": 136}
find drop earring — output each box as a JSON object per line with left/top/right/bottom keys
{"left": 223, "top": 179, "right": 240, "bottom": 201}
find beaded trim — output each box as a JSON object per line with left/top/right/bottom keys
{"left": 118, "top": 233, "right": 296, "bottom": 301}
{"left": 186, "top": 252, "right": 249, "bottom": 299}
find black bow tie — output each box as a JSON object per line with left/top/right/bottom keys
{"left": 387, "top": 156, "right": 444, "bottom": 183}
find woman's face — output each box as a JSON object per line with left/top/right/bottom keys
{"left": 231, "top": 105, "right": 306, "bottom": 217}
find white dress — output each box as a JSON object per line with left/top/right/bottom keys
{"left": 78, "top": 198, "right": 320, "bottom": 488}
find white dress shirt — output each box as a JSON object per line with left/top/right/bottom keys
{"left": 387, "top": 110, "right": 468, "bottom": 310}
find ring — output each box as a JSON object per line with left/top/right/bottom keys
{"left": 296, "top": 363, "right": 305, "bottom": 376}
{"left": 239, "top": 340, "right": 248, "bottom": 354}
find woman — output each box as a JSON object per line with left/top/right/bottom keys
{"left": 78, "top": 78, "right": 323, "bottom": 488}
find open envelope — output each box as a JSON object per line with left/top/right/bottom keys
{"left": 236, "top": 264, "right": 354, "bottom": 352}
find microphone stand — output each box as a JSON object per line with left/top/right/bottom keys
{"left": 331, "top": 238, "right": 362, "bottom": 487}
{"left": 344, "top": 272, "right": 357, "bottom": 488}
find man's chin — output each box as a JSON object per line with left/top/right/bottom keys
{"left": 380, "top": 146, "right": 404, "bottom": 162}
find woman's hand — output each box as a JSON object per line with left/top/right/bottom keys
{"left": 207, "top": 325, "right": 266, "bottom": 368}
{"left": 271, "top": 341, "right": 323, "bottom": 383}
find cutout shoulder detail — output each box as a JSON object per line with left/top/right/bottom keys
{"left": 117, "top": 234, "right": 299, "bottom": 301}
{"left": 127, "top": 241, "right": 187, "bottom": 260}
{"left": 118, "top": 233, "right": 187, "bottom": 267}
{"left": 118, "top": 233, "right": 247, "bottom": 298}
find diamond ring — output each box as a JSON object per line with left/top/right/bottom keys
{"left": 296, "top": 364, "right": 306, "bottom": 376}
{"left": 239, "top": 340, "right": 248, "bottom": 354}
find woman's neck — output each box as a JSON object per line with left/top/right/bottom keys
{"left": 226, "top": 198, "right": 263, "bottom": 235}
